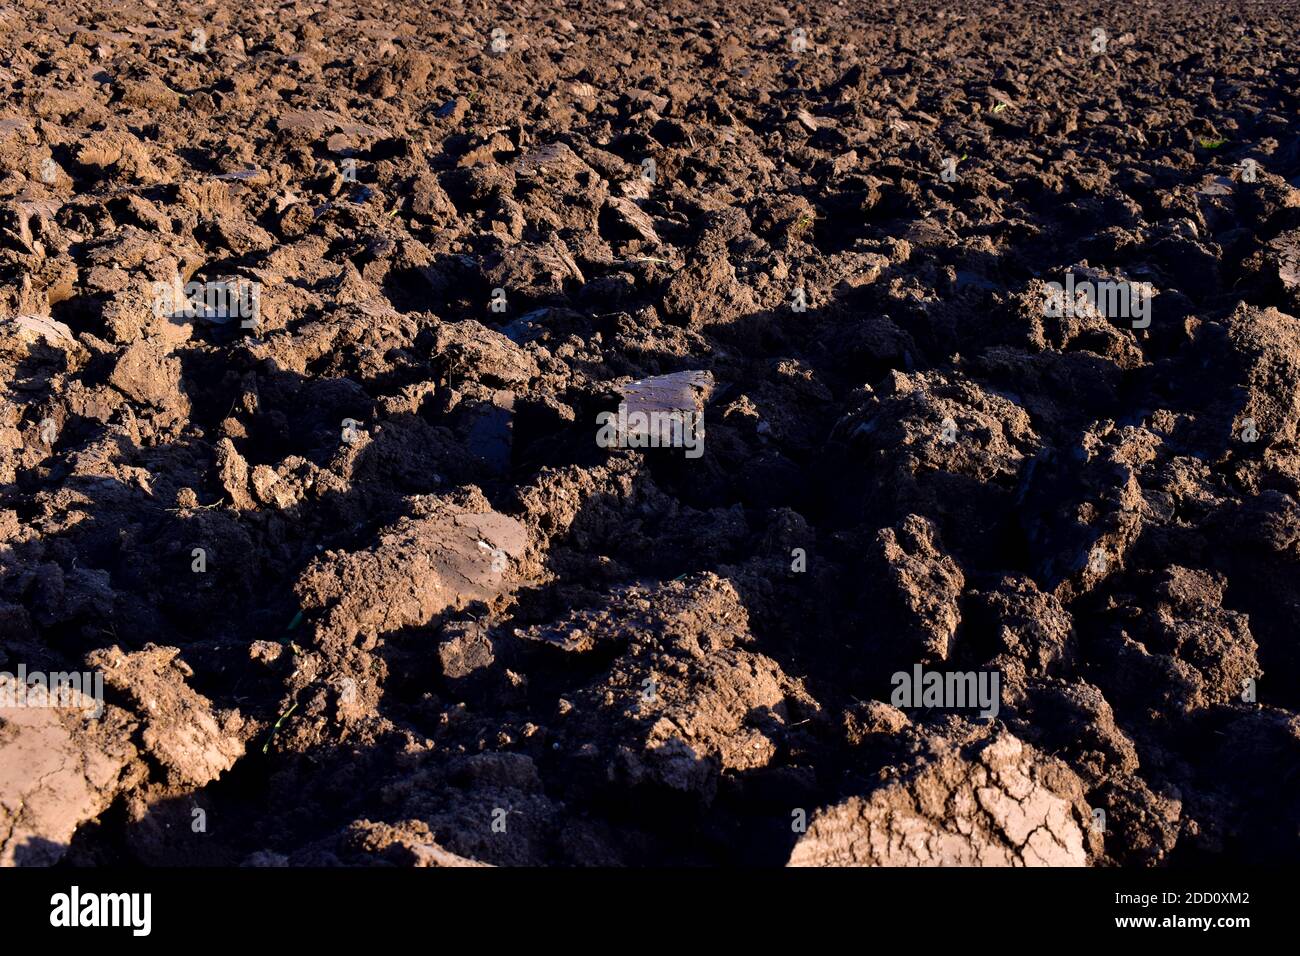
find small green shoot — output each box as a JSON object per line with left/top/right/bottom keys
{"left": 262, "top": 701, "right": 299, "bottom": 755}
{"left": 791, "top": 212, "right": 816, "bottom": 236}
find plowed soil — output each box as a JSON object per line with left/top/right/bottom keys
{"left": 2, "top": 0, "right": 1299, "bottom": 867}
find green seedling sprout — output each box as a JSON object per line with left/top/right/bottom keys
{"left": 262, "top": 700, "right": 299, "bottom": 755}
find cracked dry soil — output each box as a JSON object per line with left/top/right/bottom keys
{"left": 1, "top": 0, "right": 1299, "bottom": 867}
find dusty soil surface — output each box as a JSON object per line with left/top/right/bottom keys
{"left": 1, "top": 0, "right": 1299, "bottom": 866}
